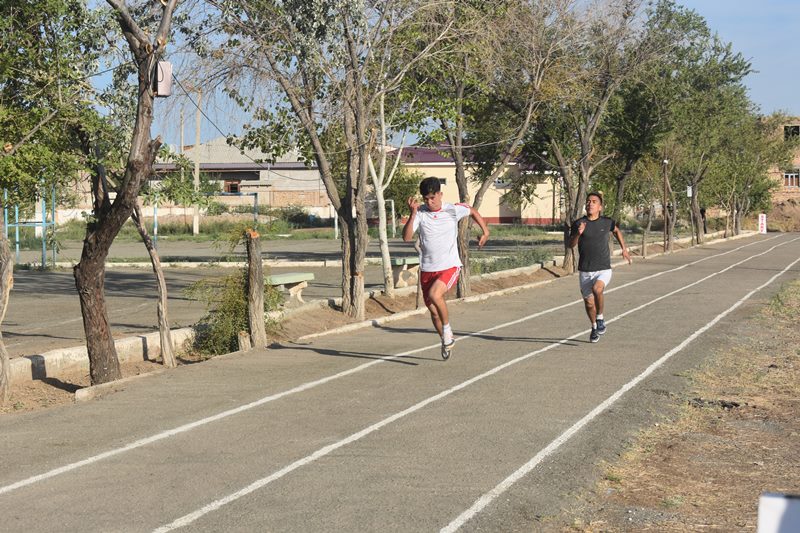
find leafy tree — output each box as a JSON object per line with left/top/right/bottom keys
{"left": 415, "top": 0, "right": 576, "bottom": 293}
{"left": 0, "top": 0, "right": 108, "bottom": 401}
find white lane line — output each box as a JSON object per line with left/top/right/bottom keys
{"left": 151, "top": 238, "right": 799, "bottom": 532}
{"left": 440, "top": 253, "right": 800, "bottom": 533}
{"left": 0, "top": 235, "right": 786, "bottom": 497}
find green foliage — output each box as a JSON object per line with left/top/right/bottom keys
{"left": 0, "top": 0, "right": 109, "bottom": 207}
{"left": 384, "top": 163, "right": 424, "bottom": 216}
{"left": 185, "top": 268, "right": 283, "bottom": 356}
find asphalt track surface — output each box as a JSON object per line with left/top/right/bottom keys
{"left": 1, "top": 233, "right": 798, "bottom": 532}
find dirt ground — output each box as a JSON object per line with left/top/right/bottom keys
{"left": 552, "top": 280, "right": 800, "bottom": 531}
{"left": 0, "top": 265, "right": 566, "bottom": 414}
{"left": 769, "top": 198, "right": 800, "bottom": 231}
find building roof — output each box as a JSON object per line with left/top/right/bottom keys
{"left": 153, "top": 161, "right": 316, "bottom": 173}
{"left": 393, "top": 146, "right": 454, "bottom": 164}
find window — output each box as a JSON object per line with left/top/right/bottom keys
{"left": 785, "top": 172, "right": 799, "bottom": 188}
{"left": 224, "top": 180, "right": 240, "bottom": 193}
{"left": 784, "top": 125, "right": 800, "bottom": 140}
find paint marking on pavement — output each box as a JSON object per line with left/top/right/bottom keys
{"left": 151, "top": 238, "right": 799, "bottom": 532}
{"left": 440, "top": 253, "right": 800, "bottom": 533}
{"left": 0, "top": 235, "right": 788, "bottom": 498}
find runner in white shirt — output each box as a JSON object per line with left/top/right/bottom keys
{"left": 402, "top": 177, "right": 490, "bottom": 359}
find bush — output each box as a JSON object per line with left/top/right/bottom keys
{"left": 185, "top": 268, "right": 283, "bottom": 356}
{"left": 206, "top": 201, "right": 229, "bottom": 216}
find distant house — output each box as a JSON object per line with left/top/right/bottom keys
{"left": 395, "top": 146, "right": 561, "bottom": 225}
{"left": 153, "top": 137, "right": 332, "bottom": 218}
{"left": 773, "top": 123, "right": 800, "bottom": 203}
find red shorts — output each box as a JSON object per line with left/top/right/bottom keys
{"left": 420, "top": 266, "right": 461, "bottom": 307}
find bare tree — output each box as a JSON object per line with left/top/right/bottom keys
{"left": 73, "top": 0, "right": 179, "bottom": 385}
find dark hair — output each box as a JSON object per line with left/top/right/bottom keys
{"left": 587, "top": 191, "right": 604, "bottom": 205}
{"left": 419, "top": 177, "right": 441, "bottom": 196}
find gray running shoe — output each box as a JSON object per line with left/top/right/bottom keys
{"left": 590, "top": 328, "right": 600, "bottom": 343}
{"left": 441, "top": 339, "right": 454, "bottom": 360}
{"left": 596, "top": 318, "right": 606, "bottom": 335}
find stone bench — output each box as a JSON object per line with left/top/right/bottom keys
{"left": 391, "top": 256, "right": 420, "bottom": 288}
{"left": 267, "top": 272, "right": 315, "bottom": 306}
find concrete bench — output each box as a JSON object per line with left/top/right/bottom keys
{"left": 267, "top": 272, "right": 315, "bottom": 307}
{"left": 391, "top": 256, "right": 420, "bottom": 288}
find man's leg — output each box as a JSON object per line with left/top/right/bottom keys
{"left": 427, "top": 279, "right": 450, "bottom": 337}
{"left": 583, "top": 295, "right": 597, "bottom": 325}
{"left": 592, "top": 280, "right": 606, "bottom": 317}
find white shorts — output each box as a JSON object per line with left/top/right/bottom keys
{"left": 579, "top": 269, "right": 612, "bottom": 299}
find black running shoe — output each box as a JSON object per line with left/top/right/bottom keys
{"left": 596, "top": 318, "right": 606, "bottom": 335}
{"left": 590, "top": 328, "right": 600, "bottom": 343}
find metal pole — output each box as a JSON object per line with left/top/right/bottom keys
{"left": 662, "top": 159, "right": 668, "bottom": 253}
{"left": 14, "top": 204, "right": 19, "bottom": 263}
{"left": 154, "top": 191, "right": 159, "bottom": 249}
{"left": 192, "top": 89, "right": 202, "bottom": 235}
{"left": 41, "top": 187, "right": 46, "bottom": 267}
{"left": 52, "top": 185, "right": 57, "bottom": 265}
{"left": 3, "top": 190, "right": 7, "bottom": 240}
{"left": 390, "top": 199, "right": 396, "bottom": 238}
{"left": 253, "top": 193, "right": 258, "bottom": 224}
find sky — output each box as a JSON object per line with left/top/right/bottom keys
{"left": 671, "top": 0, "right": 799, "bottom": 117}
{"left": 151, "top": 0, "right": 800, "bottom": 150}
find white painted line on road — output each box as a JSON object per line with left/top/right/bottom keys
{"left": 151, "top": 237, "right": 799, "bottom": 532}
{"left": 440, "top": 255, "right": 800, "bottom": 532}
{"left": 0, "top": 235, "right": 787, "bottom": 498}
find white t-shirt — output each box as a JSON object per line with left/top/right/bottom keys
{"left": 412, "top": 202, "right": 471, "bottom": 272}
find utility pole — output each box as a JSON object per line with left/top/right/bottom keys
{"left": 193, "top": 89, "right": 202, "bottom": 235}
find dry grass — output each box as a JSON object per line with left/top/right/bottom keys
{"left": 562, "top": 281, "right": 800, "bottom": 531}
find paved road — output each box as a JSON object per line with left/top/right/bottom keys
{"left": 1, "top": 233, "right": 798, "bottom": 532}
{"left": 8, "top": 236, "right": 558, "bottom": 358}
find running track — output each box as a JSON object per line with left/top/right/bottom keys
{"left": 1, "top": 233, "right": 798, "bottom": 532}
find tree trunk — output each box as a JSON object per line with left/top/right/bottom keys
{"left": 72, "top": 0, "right": 179, "bottom": 386}
{"left": 690, "top": 190, "right": 704, "bottom": 245}
{"left": 74, "top": 252, "right": 122, "bottom": 383}
{"left": 373, "top": 185, "right": 395, "bottom": 298}
{"left": 611, "top": 159, "right": 635, "bottom": 222}
{"left": 641, "top": 203, "right": 654, "bottom": 259}
{"left": 0, "top": 227, "right": 13, "bottom": 404}
{"left": 245, "top": 229, "right": 268, "bottom": 348}
{"left": 132, "top": 203, "right": 176, "bottom": 367}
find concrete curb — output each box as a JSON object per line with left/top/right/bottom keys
{"left": 10, "top": 328, "right": 195, "bottom": 385}
{"left": 75, "top": 368, "right": 166, "bottom": 402}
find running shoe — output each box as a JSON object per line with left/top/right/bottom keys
{"left": 596, "top": 318, "right": 606, "bottom": 335}
{"left": 441, "top": 338, "right": 455, "bottom": 360}
{"left": 590, "top": 328, "right": 600, "bottom": 343}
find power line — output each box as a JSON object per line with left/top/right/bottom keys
{"left": 171, "top": 73, "right": 323, "bottom": 183}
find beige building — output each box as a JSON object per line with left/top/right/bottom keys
{"left": 772, "top": 123, "right": 800, "bottom": 203}
{"left": 395, "top": 146, "right": 561, "bottom": 224}
{"left": 154, "top": 137, "right": 331, "bottom": 217}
